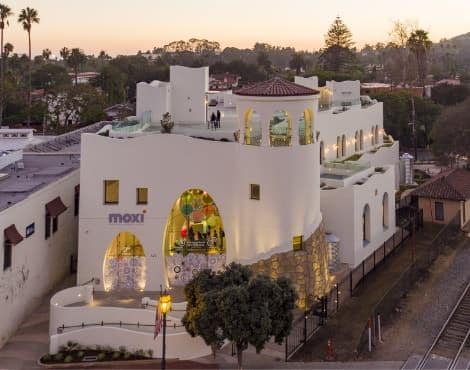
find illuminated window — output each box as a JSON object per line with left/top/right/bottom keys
{"left": 360, "top": 130, "right": 364, "bottom": 150}
{"left": 355, "top": 131, "right": 359, "bottom": 152}
{"left": 244, "top": 109, "right": 262, "bottom": 146}
{"left": 104, "top": 180, "right": 119, "bottom": 204}
{"left": 299, "top": 108, "right": 314, "bottom": 145}
{"left": 336, "top": 136, "right": 341, "bottom": 158}
{"left": 136, "top": 188, "right": 148, "bottom": 205}
{"left": 250, "top": 184, "right": 260, "bottom": 200}
{"left": 293, "top": 235, "right": 303, "bottom": 251}
{"left": 341, "top": 134, "right": 346, "bottom": 157}
{"left": 270, "top": 110, "right": 292, "bottom": 147}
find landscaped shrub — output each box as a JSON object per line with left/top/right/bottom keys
{"left": 54, "top": 353, "right": 64, "bottom": 362}
{"left": 97, "top": 352, "right": 106, "bottom": 361}
{"left": 64, "top": 355, "right": 73, "bottom": 363}
{"left": 112, "top": 351, "right": 121, "bottom": 360}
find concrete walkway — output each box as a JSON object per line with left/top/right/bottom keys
{"left": 0, "top": 275, "right": 75, "bottom": 370}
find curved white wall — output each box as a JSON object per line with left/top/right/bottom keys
{"left": 78, "top": 133, "right": 321, "bottom": 291}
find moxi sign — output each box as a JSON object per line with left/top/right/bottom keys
{"left": 108, "top": 213, "right": 145, "bottom": 224}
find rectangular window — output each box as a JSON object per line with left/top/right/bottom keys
{"left": 52, "top": 216, "right": 59, "bottom": 233}
{"left": 293, "top": 235, "right": 303, "bottom": 251}
{"left": 250, "top": 184, "right": 260, "bottom": 200}
{"left": 104, "top": 180, "right": 119, "bottom": 204}
{"left": 45, "top": 213, "right": 51, "bottom": 239}
{"left": 136, "top": 188, "right": 148, "bottom": 205}
{"left": 26, "top": 223, "right": 35, "bottom": 238}
{"left": 435, "top": 201, "right": 444, "bottom": 221}
{"left": 3, "top": 241, "right": 12, "bottom": 271}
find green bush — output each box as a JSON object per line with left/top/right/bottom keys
{"left": 147, "top": 349, "right": 154, "bottom": 358}
{"left": 54, "top": 353, "right": 64, "bottom": 362}
{"left": 76, "top": 351, "right": 85, "bottom": 359}
{"left": 112, "top": 351, "right": 121, "bottom": 360}
{"left": 119, "top": 346, "right": 127, "bottom": 354}
{"left": 97, "top": 352, "right": 107, "bottom": 361}
{"left": 64, "top": 355, "right": 74, "bottom": 363}
{"left": 123, "top": 351, "right": 132, "bottom": 360}
{"left": 41, "top": 354, "right": 52, "bottom": 363}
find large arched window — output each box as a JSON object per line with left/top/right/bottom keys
{"left": 341, "top": 134, "right": 347, "bottom": 157}
{"left": 336, "top": 136, "right": 341, "bottom": 158}
{"left": 362, "top": 204, "right": 371, "bottom": 245}
{"left": 360, "top": 130, "right": 364, "bottom": 150}
{"left": 299, "top": 108, "right": 314, "bottom": 145}
{"left": 244, "top": 109, "right": 262, "bottom": 146}
{"left": 382, "top": 193, "right": 389, "bottom": 228}
{"left": 164, "top": 189, "right": 226, "bottom": 287}
{"left": 320, "top": 141, "right": 325, "bottom": 165}
{"left": 270, "top": 110, "right": 292, "bottom": 147}
{"left": 375, "top": 125, "right": 380, "bottom": 145}
{"left": 103, "top": 232, "right": 146, "bottom": 292}
{"left": 355, "top": 131, "right": 359, "bottom": 152}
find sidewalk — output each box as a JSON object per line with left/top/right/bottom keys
{"left": 292, "top": 224, "right": 443, "bottom": 362}
{"left": 0, "top": 275, "right": 75, "bottom": 370}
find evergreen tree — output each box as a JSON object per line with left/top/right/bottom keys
{"left": 320, "top": 16, "right": 355, "bottom": 72}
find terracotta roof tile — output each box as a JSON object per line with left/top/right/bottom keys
{"left": 234, "top": 77, "right": 319, "bottom": 97}
{"left": 411, "top": 169, "right": 470, "bottom": 201}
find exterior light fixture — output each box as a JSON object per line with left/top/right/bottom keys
{"left": 159, "top": 291, "right": 172, "bottom": 369}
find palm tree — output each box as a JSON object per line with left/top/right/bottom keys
{"left": 407, "top": 29, "right": 432, "bottom": 86}
{"left": 42, "top": 48, "right": 51, "bottom": 61}
{"left": 67, "top": 48, "right": 87, "bottom": 85}
{"left": 0, "top": 3, "right": 13, "bottom": 125}
{"left": 59, "top": 46, "right": 69, "bottom": 61}
{"left": 18, "top": 7, "right": 40, "bottom": 127}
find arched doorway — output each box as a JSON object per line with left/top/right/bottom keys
{"left": 164, "top": 189, "right": 226, "bottom": 286}
{"left": 103, "top": 232, "right": 146, "bottom": 292}
{"left": 270, "top": 110, "right": 292, "bottom": 147}
{"left": 299, "top": 108, "right": 314, "bottom": 145}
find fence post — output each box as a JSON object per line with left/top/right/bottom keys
{"left": 304, "top": 312, "right": 308, "bottom": 344}
{"left": 336, "top": 283, "right": 339, "bottom": 311}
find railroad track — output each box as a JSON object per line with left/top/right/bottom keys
{"left": 416, "top": 281, "right": 470, "bottom": 370}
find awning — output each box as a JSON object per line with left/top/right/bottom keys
{"left": 4, "top": 224, "right": 24, "bottom": 245}
{"left": 46, "top": 197, "right": 67, "bottom": 217}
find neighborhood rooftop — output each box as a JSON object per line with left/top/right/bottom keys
{"left": 411, "top": 168, "right": 470, "bottom": 201}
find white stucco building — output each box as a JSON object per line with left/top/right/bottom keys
{"left": 47, "top": 66, "right": 400, "bottom": 359}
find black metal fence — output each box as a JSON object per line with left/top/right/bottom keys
{"left": 285, "top": 224, "right": 414, "bottom": 360}
{"left": 356, "top": 212, "right": 462, "bottom": 354}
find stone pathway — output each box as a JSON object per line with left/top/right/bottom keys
{"left": 0, "top": 275, "right": 75, "bottom": 370}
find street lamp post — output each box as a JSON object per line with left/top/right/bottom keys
{"left": 159, "top": 292, "right": 172, "bottom": 370}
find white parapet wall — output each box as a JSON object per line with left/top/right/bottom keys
{"left": 49, "top": 285, "right": 211, "bottom": 360}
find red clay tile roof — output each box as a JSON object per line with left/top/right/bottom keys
{"left": 234, "top": 77, "right": 319, "bottom": 97}
{"left": 411, "top": 169, "right": 470, "bottom": 201}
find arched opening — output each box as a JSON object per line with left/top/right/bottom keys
{"left": 355, "top": 131, "right": 359, "bottom": 152}
{"left": 341, "top": 134, "right": 347, "bottom": 157}
{"left": 244, "top": 109, "right": 262, "bottom": 146}
{"left": 382, "top": 193, "right": 389, "bottom": 228}
{"left": 270, "top": 110, "right": 292, "bottom": 147}
{"left": 362, "top": 204, "right": 371, "bottom": 245}
{"left": 299, "top": 108, "right": 314, "bottom": 145}
{"left": 375, "top": 125, "right": 380, "bottom": 145}
{"left": 103, "top": 232, "right": 146, "bottom": 292}
{"left": 320, "top": 141, "right": 325, "bottom": 165}
{"left": 164, "top": 189, "right": 226, "bottom": 287}
{"left": 336, "top": 136, "right": 341, "bottom": 158}
{"left": 371, "top": 126, "right": 375, "bottom": 146}
{"left": 360, "top": 130, "right": 364, "bottom": 150}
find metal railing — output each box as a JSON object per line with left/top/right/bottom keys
{"left": 285, "top": 225, "right": 412, "bottom": 360}
{"left": 56, "top": 319, "right": 184, "bottom": 334}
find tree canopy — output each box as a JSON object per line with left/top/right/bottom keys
{"left": 182, "top": 263, "right": 297, "bottom": 369}
{"left": 320, "top": 16, "right": 356, "bottom": 72}
{"left": 431, "top": 98, "right": 470, "bottom": 164}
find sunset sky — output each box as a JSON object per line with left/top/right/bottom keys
{"left": 7, "top": 0, "right": 470, "bottom": 56}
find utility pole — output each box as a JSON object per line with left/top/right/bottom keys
{"left": 408, "top": 95, "right": 418, "bottom": 161}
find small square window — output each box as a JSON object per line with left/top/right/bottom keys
{"left": 26, "top": 223, "right": 35, "bottom": 238}
{"left": 104, "top": 180, "right": 119, "bottom": 204}
{"left": 250, "top": 184, "right": 260, "bottom": 200}
{"left": 136, "top": 188, "right": 148, "bottom": 205}
{"left": 293, "top": 235, "right": 303, "bottom": 251}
